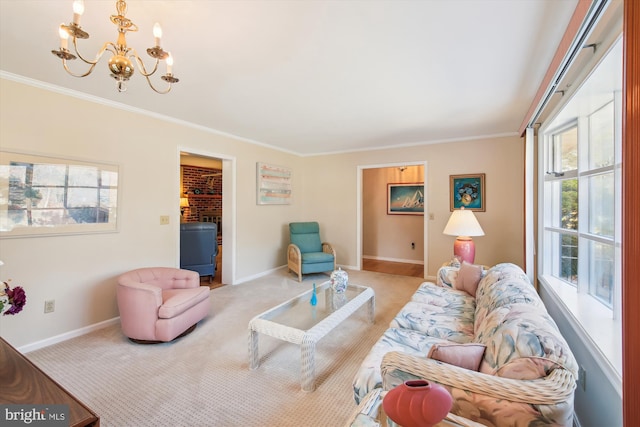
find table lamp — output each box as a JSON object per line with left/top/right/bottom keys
{"left": 443, "top": 207, "right": 484, "bottom": 264}
{"left": 180, "top": 197, "right": 190, "bottom": 217}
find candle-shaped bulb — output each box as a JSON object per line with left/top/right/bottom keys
{"left": 72, "top": 0, "right": 84, "bottom": 25}
{"left": 153, "top": 23, "right": 162, "bottom": 47}
{"left": 59, "top": 26, "right": 69, "bottom": 50}
{"left": 166, "top": 53, "right": 173, "bottom": 74}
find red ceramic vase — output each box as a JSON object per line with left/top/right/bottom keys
{"left": 382, "top": 380, "right": 453, "bottom": 427}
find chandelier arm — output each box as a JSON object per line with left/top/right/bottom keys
{"left": 131, "top": 49, "right": 174, "bottom": 93}
{"left": 71, "top": 39, "right": 113, "bottom": 65}
{"left": 60, "top": 42, "right": 118, "bottom": 78}
{"left": 141, "top": 74, "right": 173, "bottom": 94}
{"left": 61, "top": 59, "right": 99, "bottom": 78}
{"left": 130, "top": 50, "right": 160, "bottom": 77}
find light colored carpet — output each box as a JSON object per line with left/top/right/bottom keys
{"left": 26, "top": 268, "right": 425, "bottom": 427}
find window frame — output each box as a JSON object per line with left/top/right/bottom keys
{"left": 0, "top": 150, "right": 120, "bottom": 237}
{"left": 537, "top": 37, "right": 622, "bottom": 382}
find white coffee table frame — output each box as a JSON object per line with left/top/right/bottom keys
{"left": 248, "top": 281, "right": 375, "bottom": 392}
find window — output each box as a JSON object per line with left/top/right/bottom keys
{"left": 539, "top": 38, "right": 622, "bottom": 374}
{"left": 553, "top": 125, "right": 578, "bottom": 172}
{"left": 0, "top": 151, "right": 119, "bottom": 237}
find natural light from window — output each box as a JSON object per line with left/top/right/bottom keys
{"left": 538, "top": 37, "right": 622, "bottom": 380}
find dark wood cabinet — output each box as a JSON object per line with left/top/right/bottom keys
{"left": 0, "top": 337, "right": 99, "bottom": 427}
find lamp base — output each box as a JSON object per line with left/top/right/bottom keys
{"left": 453, "top": 237, "right": 475, "bottom": 264}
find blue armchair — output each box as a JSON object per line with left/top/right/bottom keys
{"left": 288, "top": 222, "right": 336, "bottom": 282}
{"left": 180, "top": 222, "right": 219, "bottom": 283}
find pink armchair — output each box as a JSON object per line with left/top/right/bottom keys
{"left": 117, "top": 267, "right": 211, "bottom": 343}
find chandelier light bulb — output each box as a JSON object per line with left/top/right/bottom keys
{"left": 166, "top": 53, "right": 173, "bottom": 74}
{"left": 72, "top": 0, "right": 85, "bottom": 25}
{"left": 59, "top": 25, "right": 69, "bottom": 49}
{"left": 153, "top": 23, "right": 162, "bottom": 46}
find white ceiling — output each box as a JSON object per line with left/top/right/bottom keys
{"left": 0, "top": 0, "right": 578, "bottom": 156}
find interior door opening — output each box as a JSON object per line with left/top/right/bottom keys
{"left": 359, "top": 163, "right": 427, "bottom": 278}
{"left": 179, "top": 151, "right": 233, "bottom": 287}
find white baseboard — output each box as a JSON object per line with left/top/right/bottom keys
{"left": 362, "top": 255, "right": 424, "bottom": 265}
{"left": 256, "top": 265, "right": 360, "bottom": 284}
{"left": 235, "top": 265, "right": 294, "bottom": 284}
{"left": 338, "top": 264, "right": 359, "bottom": 271}
{"left": 20, "top": 317, "right": 120, "bottom": 354}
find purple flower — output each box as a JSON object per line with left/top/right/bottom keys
{"left": 3, "top": 283, "right": 26, "bottom": 315}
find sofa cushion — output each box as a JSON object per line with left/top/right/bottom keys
{"left": 437, "top": 265, "right": 459, "bottom": 288}
{"left": 474, "top": 263, "right": 545, "bottom": 333}
{"left": 437, "top": 263, "right": 488, "bottom": 289}
{"left": 159, "top": 287, "right": 210, "bottom": 319}
{"left": 390, "top": 301, "right": 474, "bottom": 344}
{"left": 476, "top": 263, "right": 539, "bottom": 307}
{"left": 453, "top": 261, "right": 483, "bottom": 297}
{"left": 427, "top": 343, "right": 486, "bottom": 371}
{"left": 411, "top": 281, "right": 476, "bottom": 310}
{"left": 475, "top": 304, "right": 578, "bottom": 379}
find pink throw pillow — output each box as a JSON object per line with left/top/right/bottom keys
{"left": 427, "top": 343, "right": 486, "bottom": 371}
{"left": 454, "top": 261, "right": 483, "bottom": 297}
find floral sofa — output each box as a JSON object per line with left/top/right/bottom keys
{"left": 352, "top": 263, "right": 577, "bottom": 427}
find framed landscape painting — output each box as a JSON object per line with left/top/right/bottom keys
{"left": 450, "top": 174, "right": 485, "bottom": 211}
{"left": 387, "top": 183, "right": 424, "bottom": 215}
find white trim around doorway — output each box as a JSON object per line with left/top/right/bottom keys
{"left": 357, "top": 161, "right": 428, "bottom": 278}
{"left": 177, "top": 146, "right": 237, "bottom": 285}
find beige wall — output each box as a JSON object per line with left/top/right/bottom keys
{"left": 0, "top": 78, "right": 524, "bottom": 348}
{"left": 0, "top": 79, "right": 303, "bottom": 347}
{"left": 301, "top": 138, "right": 525, "bottom": 275}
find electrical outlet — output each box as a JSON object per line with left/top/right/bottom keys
{"left": 411, "top": 242, "right": 415, "bottom": 249}
{"left": 44, "top": 299, "right": 55, "bottom": 313}
{"left": 578, "top": 365, "right": 586, "bottom": 391}
{"left": 160, "top": 215, "right": 170, "bottom": 225}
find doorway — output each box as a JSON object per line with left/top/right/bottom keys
{"left": 358, "top": 162, "right": 428, "bottom": 278}
{"left": 178, "top": 148, "right": 236, "bottom": 286}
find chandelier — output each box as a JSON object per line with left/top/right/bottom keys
{"left": 51, "top": 0, "right": 179, "bottom": 94}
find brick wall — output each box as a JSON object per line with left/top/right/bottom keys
{"left": 181, "top": 165, "right": 222, "bottom": 223}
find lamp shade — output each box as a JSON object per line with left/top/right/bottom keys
{"left": 443, "top": 207, "right": 484, "bottom": 237}
{"left": 180, "top": 197, "right": 190, "bottom": 208}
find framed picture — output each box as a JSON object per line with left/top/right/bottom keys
{"left": 387, "top": 183, "right": 424, "bottom": 215}
{"left": 0, "top": 150, "right": 120, "bottom": 237}
{"left": 256, "top": 162, "right": 292, "bottom": 205}
{"left": 450, "top": 174, "right": 485, "bottom": 211}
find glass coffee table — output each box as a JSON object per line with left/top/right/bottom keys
{"left": 249, "top": 281, "right": 375, "bottom": 391}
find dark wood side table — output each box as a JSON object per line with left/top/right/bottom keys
{"left": 0, "top": 337, "right": 99, "bottom": 427}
